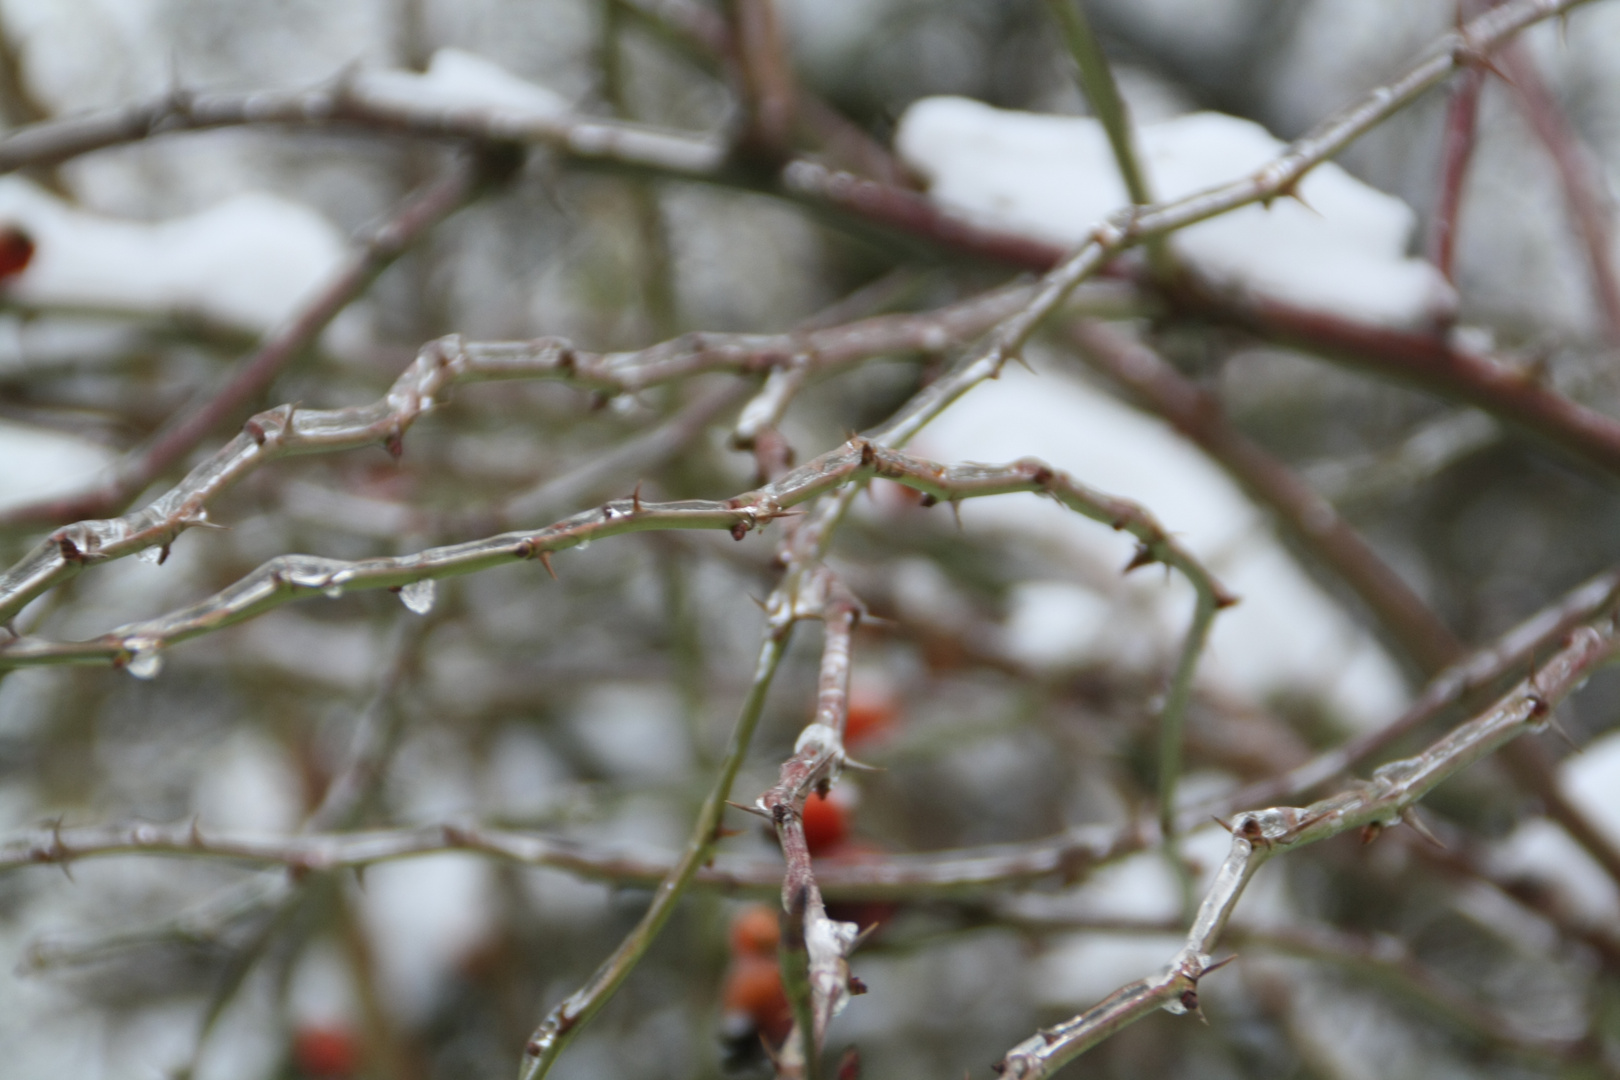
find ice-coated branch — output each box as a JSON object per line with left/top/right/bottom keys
{"left": 0, "top": 75, "right": 726, "bottom": 181}
{"left": 994, "top": 610, "right": 1620, "bottom": 1079}
{"left": 0, "top": 156, "right": 484, "bottom": 528}
{"left": 980, "top": 908, "right": 1593, "bottom": 1065}
{"left": 1212, "top": 564, "right": 1620, "bottom": 818}
{"left": 754, "top": 575, "right": 863, "bottom": 1062}
{"left": 0, "top": 816, "right": 1145, "bottom": 897}
{"left": 0, "top": 285, "right": 1030, "bottom": 627}
{"left": 0, "top": 440, "right": 1231, "bottom": 677}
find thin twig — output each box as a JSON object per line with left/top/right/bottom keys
{"left": 1497, "top": 37, "right": 1620, "bottom": 342}
{"left": 0, "top": 441, "right": 1230, "bottom": 674}
{"left": 516, "top": 624, "right": 793, "bottom": 1079}
{"left": 995, "top": 611, "right": 1620, "bottom": 1078}
{"left": 755, "top": 578, "right": 863, "bottom": 1062}
{"left": 0, "top": 285, "right": 1031, "bottom": 627}
{"left": 1426, "top": 8, "right": 1486, "bottom": 283}
{"left": 0, "top": 816, "right": 1146, "bottom": 897}
{"left": 1066, "top": 319, "right": 1462, "bottom": 675}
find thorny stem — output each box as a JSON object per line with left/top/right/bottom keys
{"left": 1066, "top": 322, "right": 1620, "bottom": 898}
{"left": 0, "top": 816, "right": 1145, "bottom": 896}
{"left": 756, "top": 585, "right": 862, "bottom": 1061}
{"left": 0, "top": 441, "right": 1229, "bottom": 675}
{"left": 1066, "top": 319, "right": 1462, "bottom": 675}
{"left": 995, "top": 612, "right": 1620, "bottom": 1079}
{"left": 0, "top": 285, "right": 1030, "bottom": 627}
{"left": 982, "top": 909, "right": 1592, "bottom": 1065}
{"left": 1209, "top": 565, "right": 1620, "bottom": 818}
{"left": 516, "top": 627, "right": 791, "bottom": 1080}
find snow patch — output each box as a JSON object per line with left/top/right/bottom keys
{"left": 0, "top": 177, "right": 347, "bottom": 333}
{"left": 913, "top": 358, "right": 1410, "bottom": 731}
{"left": 896, "top": 96, "right": 1453, "bottom": 327}
{"left": 359, "top": 855, "right": 495, "bottom": 1020}
{"left": 355, "top": 47, "right": 570, "bottom": 116}
{"left": 0, "top": 420, "right": 113, "bottom": 514}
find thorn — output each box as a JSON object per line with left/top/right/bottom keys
{"left": 949, "top": 499, "right": 963, "bottom": 532}
{"left": 746, "top": 593, "right": 768, "bottom": 611}
{"left": 1545, "top": 713, "right": 1580, "bottom": 752}
{"left": 537, "top": 550, "right": 558, "bottom": 580}
{"left": 1124, "top": 544, "right": 1156, "bottom": 573}
{"left": 1203, "top": 953, "right": 1239, "bottom": 975}
{"left": 1009, "top": 350, "right": 1035, "bottom": 374}
{"left": 384, "top": 428, "right": 404, "bottom": 460}
{"left": 157, "top": 543, "right": 172, "bottom": 566}
{"left": 1399, "top": 807, "right": 1447, "bottom": 849}
{"left": 630, "top": 481, "right": 643, "bottom": 514}
{"left": 1360, "top": 821, "right": 1384, "bottom": 845}
{"left": 841, "top": 756, "right": 886, "bottom": 774}
{"left": 726, "top": 799, "right": 773, "bottom": 820}
{"left": 1211, "top": 815, "right": 1233, "bottom": 834}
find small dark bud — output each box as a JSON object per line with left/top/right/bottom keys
{"left": 731, "top": 521, "right": 750, "bottom": 541}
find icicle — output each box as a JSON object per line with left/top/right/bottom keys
{"left": 124, "top": 642, "right": 163, "bottom": 680}
{"left": 398, "top": 578, "right": 436, "bottom": 615}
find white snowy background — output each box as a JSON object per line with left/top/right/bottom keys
{"left": 1, "top": 2, "right": 1619, "bottom": 1079}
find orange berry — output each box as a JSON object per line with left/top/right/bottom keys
{"left": 729, "top": 903, "right": 780, "bottom": 957}
{"left": 844, "top": 683, "right": 899, "bottom": 748}
{"left": 721, "top": 953, "right": 793, "bottom": 1045}
{"left": 0, "top": 226, "right": 33, "bottom": 280}
{"left": 292, "top": 1024, "right": 360, "bottom": 1078}
{"left": 801, "top": 790, "right": 849, "bottom": 855}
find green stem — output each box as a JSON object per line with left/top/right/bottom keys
{"left": 516, "top": 629, "right": 792, "bottom": 1080}
{"left": 1158, "top": 588, "right": 1218, "bottom": 840}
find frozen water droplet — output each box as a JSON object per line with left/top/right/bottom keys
{"left": 399, "top": 578, "right": 436, "bottom": 615}
{"left": 575, "top": 538, "right": 591, "bottom": 552}
{"left": 136, "top": 546, "right": 163, "bottom": 565}
{"left": 323, "top": 584, "right": 344, "bottom": 599}
{"left": 126, "top": 648, "right": 163, "bottom": 680}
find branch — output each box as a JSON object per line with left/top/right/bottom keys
{"left": 1498, "top": 37, "right": 1620, "bottom": 343}
{"left": 0, "top": 816, "right": 1146, "bottom": 898}
{"left": 1066, "top": 319, "right": 1462, "bottom": 675}
{"left": 514, "top": 622, "right": 792, "bottom": 1078}
{"left": 0, "top": 440, "right": 1230, "bottom": 676}
{"left": 1426, "top": 3, "right": 1487, "bottom": 282}
{"left": 0, "top": 284, "right": 1031, "bottom": 627}
{"left": 995, "top": 611, "right": 1620, "bottom": 1078}
{"left": 1211, "top": 564, "right": 1620, "bottom": 817}
{"left": 755, "top": 576, "right": 863, "bottom": 1063}
{"left": 1063, "top": 321, "right": 1620, "bottom": 900}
